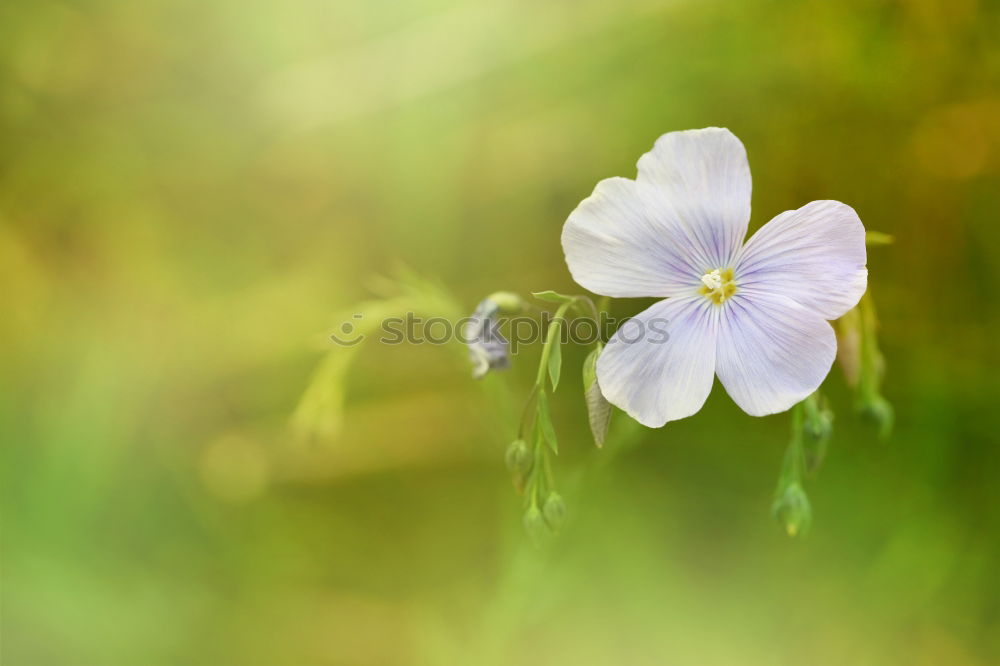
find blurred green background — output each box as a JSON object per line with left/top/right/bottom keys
{"left": 3, "top": 0, "right": 999, "bottom": 663}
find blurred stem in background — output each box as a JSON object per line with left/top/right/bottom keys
{"left": 857, "top": 290, "right": 894, "bottom": 437}
{"left": 855, "top": 232, "right": 895, "bottom": 438}
{"left": 292, "top": 268, "right": 517, "bottom": 446}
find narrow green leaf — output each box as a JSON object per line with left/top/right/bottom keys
{"left": 532, "top": 290, "right": 575, "bottom": 304}
{"left": 547, "top": 328, "right": 562, "bottom": 391}
{"left": 583, "top": 344, "right": 599, "bottom": 389}
{"left": 536, "top": 391, "right": 558, "bottom": 454}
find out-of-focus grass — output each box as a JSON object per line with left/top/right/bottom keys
{"left": 2, "top": 0, "right": 999, "bottom": 663}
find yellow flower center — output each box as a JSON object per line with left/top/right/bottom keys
{"left": 699, "top": 268, "right": 737, "bottom": 305}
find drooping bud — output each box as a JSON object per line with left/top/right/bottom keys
{"left": 542, "top": 492, "right": 566, "bottom": 532}
{"left": 485, "top": 291, "right": 525, "bottom": 314}
{"left": 772, "top": 482, "right": 812, "bottom": 537}
{"left": 859, "top": 394, "right": 894, "bottom": 439}
{"left": 523, "top": 505, "right": 549, "bottom": 545}
{"left": 504, "top": 439, "right": 533, "bottom": 476}
{"left": 583, "top": 344, "right": 612, "bottom": 447}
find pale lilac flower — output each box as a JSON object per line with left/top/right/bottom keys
{"left": 465, "top": 297, "right": 510, "bottom": 379}
{"left": 561, "top": 128, "right": 867, "bottom": 427}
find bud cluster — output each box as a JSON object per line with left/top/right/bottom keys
{"left": 472, "top": 290, "right": 614, "bottom": 543}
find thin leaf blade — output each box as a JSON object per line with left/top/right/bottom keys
{"left": 547, "top": 326, "right": 562, "bottom": 391}
{"left": 532, "top": 290, "right": 575, "bottom": 304}
{"left": 536, "top": 391, "right": 558, "bottom": 454}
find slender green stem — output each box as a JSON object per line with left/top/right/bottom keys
{"left": 775, "top": 401, "right": 806, "bottom": 490}
{"left": 542, "top": 444, "right": 555, "bottom": 488}
{"left": 516, "top": 385, "right": 539, "bottom": 439}
{"left": 535, "top": 300, "right": 573, "bottom": 387}
{"left": 516, "top": 294, "right": 613, "bottom": 522}
{"left": 789, "top": 401, "right": 805, "bottom": 481}
{"left": 573, "top": 296, "right": 601, "bottom": 323}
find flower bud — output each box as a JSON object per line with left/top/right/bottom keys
{"left": 804, "top": 411, "right": 833, "bottom": 442}
{"left": 523, "top": 505, "right": 549, "bottom": 545}
{"left": 486, "top": 291, "right": 524, "bottom": 314}
{"left": 504, "top": 439, "right": 533, "bottom": 475}
{"left": 772, "top": 482, "right": 812, "bottom": 537}
{"left": 465, "top": 297, "right": 511, "bottom": 379}
{"left": 542, "top": 492, "right": 567, "bottom": 532}
{"left": 859, "top": 394, "right": 894, "bottom": 439}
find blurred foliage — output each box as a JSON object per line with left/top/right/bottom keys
{"left": 2, "top": 0, "right": 1000, "bottom": 663}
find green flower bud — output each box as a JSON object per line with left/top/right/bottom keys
{"left": 772, "top": 482, "right": 812, "bottom": 537}
{"left": 542, "top": 492, "right": 567, "bottom": 532}
{"left": 504, "top": 439, "right": 533, "bottom": 475}
{"left": 804, "top": 408, "right": 833, "bottom": 442}
{"left": 486, "top": 291, "right": 524, "bottom": 314}
{"left": 523, "top": 505, "right": 549, "bottom": 545}
{"left": 859, "top": 394, "right": 894, "bottom": 439}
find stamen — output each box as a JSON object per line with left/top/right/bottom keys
{"left": 699, "top": 268, "right": 737, "bottom": 305}
{"left": 700, "top": 269, "right": 723, "bottom": 291}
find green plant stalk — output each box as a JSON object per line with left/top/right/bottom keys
{"left": 518, "top": 293, "right": 612, "bottom": 524}
{"left": 535, "top": 300, "right": 574, "bottom": 387}
{"left": 781, "top": 401, "right": 806, "bottom": 486}
{"left": 523, "top": 296, "right": 590, "bottom": 513}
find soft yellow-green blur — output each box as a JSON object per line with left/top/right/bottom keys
{"left": 2, "top": 0, "right": 999, "bottom": 663}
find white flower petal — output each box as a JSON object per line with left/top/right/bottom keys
{"left": 561, "top": 177, "right": 710, "bottom": 298}
{"left": 597, "top": 296, "right": 719, "bottom": 427}
{"left": 715, "top": 291, "right": 837, "bottom": 417}
{"left": 636, "top": 127, "right": 752, "bottom": 269}
{"left": 735, "top": 200, "right": 867, "bottom": 320}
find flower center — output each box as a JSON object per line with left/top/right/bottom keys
{"left": 699, "top": 268, "right": 737, "bottom": 305}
